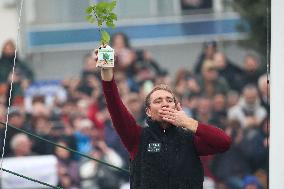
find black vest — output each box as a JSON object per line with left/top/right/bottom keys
{"left": 130, "top": 119, "right": 204, "bottom": 189}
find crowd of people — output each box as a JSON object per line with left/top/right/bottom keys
{"left": 0, "top": 33, "right": 269, "bottom": 189}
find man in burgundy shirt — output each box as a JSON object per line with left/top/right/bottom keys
{"left": 94, "top": 49, "right": 231, "bottom": 189}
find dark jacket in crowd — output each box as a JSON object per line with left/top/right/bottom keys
{"left": 0, "top": 55, "right": 34, "bottom": 83}
{"left": 218, "top": 61, "right": 244, "bottom": 92}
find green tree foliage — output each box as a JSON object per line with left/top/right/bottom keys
{"left": 85, "top": 1, "right": 117, "bottom": 44}
{"left": 233, "top": 0, "right": 270, "bottom": 61}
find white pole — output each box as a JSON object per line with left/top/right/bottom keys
{"left": 270, "top": 0, "right": 284, "bottom": 188}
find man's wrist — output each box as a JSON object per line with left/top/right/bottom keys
{"left": 184, "top": 118, "right": 198, "bottom": 133}
{"left": 101, "top": 68, "right": 114, "bottom": 81}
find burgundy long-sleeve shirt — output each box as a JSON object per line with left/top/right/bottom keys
{"left": 102, "top": 79, "right": 231, "bottom": 160}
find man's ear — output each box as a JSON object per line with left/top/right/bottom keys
{"left": 176, "top": 102, "right": 182, "bottom": 111}
{"left": 146, "top": 107, "right": 151, "bottom": 117}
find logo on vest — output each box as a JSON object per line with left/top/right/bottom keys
{"left": 147, "top": 143, "right": 161, "bottom": 152}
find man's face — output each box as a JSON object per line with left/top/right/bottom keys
{"left": 146, "top": 90, "right": 176, "bottom": 121}
{"left": 203, "top": 67, "right": 218, "bottom": 81}
{"left": 15, "top": 137, "right": 32, "bottom": 156}
{"left": 244, "top": 56, "right": 258, "bottom": 72}
{"left": 3, "top": 41, "right": 15, "bottom": 57}
{"left": 244, "top": 89, "right": 258, "bottom": 105}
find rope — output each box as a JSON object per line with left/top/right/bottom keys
{"left": 0, "top": 121, "right": 130, "bottom": 174}
{"left": 0, "top": 1, "right": 128, "bottom": 188}
{"left": 0, "top": 0, "right": 24, "bottom": 172}
{"left": 1, "top": 168, "right": 62, "bottom": 189}
{"left": 0, "top": 1, "right": 63, "bottom": 188}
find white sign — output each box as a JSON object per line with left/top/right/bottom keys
{"left": 1, "top": 155, "right": 58, "bottom": 189}
{"left": 97, "top": 45, "right": 115, "bottom": 68}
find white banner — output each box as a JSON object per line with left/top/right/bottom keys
{"left": 1, "top": 155, "right": 58, "bottom": 189}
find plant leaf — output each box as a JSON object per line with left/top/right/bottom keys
{"left": 106, "top": 21, "right": 115, "bottom": 28}
{"left": 107, "top": 1, "right": 116, "bottom": 11}
{"left": 109, "top": 13, "right": 117, "bottom": 20}
{"left": 86, "top": 6, "right": 93, "bottom": 14}
{"left": 101, "top": 30, "right": 110, "bottom": 44}
{"left": 96, "top": 2, "right": 108, "bottom": 11}
{"left": 85, "top": 15, "right": 95, "bottom": 23}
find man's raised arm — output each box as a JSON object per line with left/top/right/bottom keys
{"left": 94, "top": 49, "right": 142, "bottom": 160}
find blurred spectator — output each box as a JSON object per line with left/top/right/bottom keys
{"left": 62, "top": 77, "right": 81, "bottom": 99}
{"left": 55, "top": 140, "right": 80, "bottom": 189}
{"left": 153, "top": 71, "right": 171, "bottom": 86}
{"left": 0, "top": 40, "right": 34, "bottom": 83}
{"left": 111, "top": 32, "right": 165, "bottom": 86}
{"left": 30, "top": 96, "right": 52, "bottom": 117}
{"left": 186, "top": 73, "right": 201, "bottom": 95}
{"left": 211, "top": 120, "right": 251, "bottom": 189}
{"left": 242, "top": 176, "right": 261, "bottom": 189}
{"left": 87, "top": 80, "right": 108, "bottom": 132}
{"left": 213, "top": 51, "right": 244, "bottom": 92}
{"left": 51, "top": 120, "right": 77, "bottom": 156}
{"left": 123, "top": 92, "right": 146, "bottom": 126}
{"left": 111, "top": 32, "right": 130, "bottom": 50}
{"left": 227, "top": 90, "right": 240, "bottom": 109}
{"left": 195, "top": 96, "right": 221, "bottom": 183}
{"left": 181, "top": 0, "right": 213, "bottom": 12}
{"left": 0, "top": 106, "right": 31, "bottom": 156}
{"left": 0, "top": 103, "right": 6, "bottom": 121}
{"left": 110, "top": 32, "right": 136, "bottom": 77}
{"left": 197, "top": 60, "right": 230, "bottom": 97}
{"left": 77, "top": 99, "right": 92, "bottom": 117}
{"left": 193, "top": 96, "right": 212, "bottom": 124}
{"left": 174, "top": 69, "right": 190, "bottom": 99}
{"left": 9, "top": 133, "right": 34, "bottom": 157}
{"left": 0, "top": 40, "right": 34, "bottom": 106}
{"left": 77, "top": 70, "right": 100, "bottom": 98}
{"left": 74, "top": 118, "right": 93, "bottom": 156}
{"left": 239, "top": 126, "right": 267, "bottom": 173}
{"left": 30, "top": 115, "right": 53, "bottom": 155}
{"left": 211, "top": 93, "right": 227, "bottom": 129}
{"left": 134, "top": 49, "right": 165, "bottom": 84}
{"left": 238, "top": 117, "right": 269, "bottom": 175}
{"left": 5, "top": 70, "right": 27, "bottom": 107}
{"left": 228, "top": 85, "right": 267, "bottom": 128}
{"left": 81, "top": 53, "right": 98, "bottom": 75}
{"left": 179, "top": 72, "right": 201, "bottom": 117}
{"left": 240, "top": 53, "right": 265, "bottom": 88}
{"left": 257, "top": 74, "right": 269, "bottom": 112}
{"left": 255, "top": 169, "right": 268, "bottom": 189}
{"left": 104, "top": 119, "right": 129, "bottom": 168}
{"left": 115, "top": 72, "right": 131, "bottom": 96}
{"left": 260, "top": 117, "right": 269, "bottom": 172}
{"left": 80, "top": 140, "right": 125, "bottom": 189}
{"left": 181, "top": 92, "right": 199, "bottom": 118}
{"left": 194, "top": 41, "right": 217, "bottom": 74}
{"left": 60, "top": 98, "right": 79, "bottom": 126}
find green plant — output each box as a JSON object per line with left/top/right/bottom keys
{"left": 103, "top": 53, "right": 110, "bottom": 60}
{"left": 85, "top": 1, "right": 117, "bottom": 45}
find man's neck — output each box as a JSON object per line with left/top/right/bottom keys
{"left": 160, "top": 122, "right": 171, "bottom": 129}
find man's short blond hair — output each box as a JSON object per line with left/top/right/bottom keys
{"left": 145, "top": 84, "right": 177, "bottom": 108}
